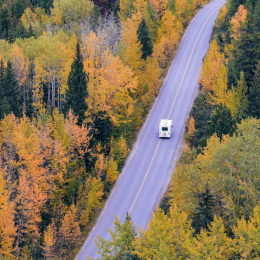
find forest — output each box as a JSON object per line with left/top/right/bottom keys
{"left": 94, "top": 0, "right": 260, "bottom": 259}
{"left": 0, "top": 0, "right": 211, "bottom": 259}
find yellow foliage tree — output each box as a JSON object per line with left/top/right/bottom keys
{"left": 43, "top": 223, "right": 57, "bottom": 259}
{"left": 199, "top": 40, "right": 226, "bottom": 92}
{"left": 121, "top": 17, "right": 143, "bottom": 74}
{"left": 134, "top": 205, "right": 194, "bottom": 259}
{"left": 83, "top": 31, "right": 137, "bottom": 126}
{"left": 11, "top": 44, "right": 29, "bottom": 113}
{"left": 233, "top": 206, "right": 260, "bottom": 258}
{"left": 140, "top": 56, "right": 161, "bottom": 109}
{"left": 192, "top": 217, "right": 234, "bottom": 259}
{"left": 149, "top": 0, "right": 168, "bottom": 17}
{"left": 0, "top": 170, "right": 16, "bottom": 257}
{"left": 210, "top": 63, "right": 237, "bottom": 115}
{"left": 185, "top": 117, "right": 195, "bottom": 146}
{"left": 119, "top": 0, "right": 135, "bottom": 20}
{"left": 153, "top": 10, "right": 183, "bottom": 68}
{"left": 230, "top": 5, "right": 247, "bottom": 40}
{"left": 106, "top": 159, "right": 119, "bottom": 184}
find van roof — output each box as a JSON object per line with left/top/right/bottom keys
{"left": 159, "top": 119, "right": 172, "bottom": 126}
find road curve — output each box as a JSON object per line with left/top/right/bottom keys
{"left": 76, "top": 0, "right": 226, "bottom": 258}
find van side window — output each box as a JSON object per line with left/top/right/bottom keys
{"left": 162, "top": 127, "right": 168, "bottom": 131}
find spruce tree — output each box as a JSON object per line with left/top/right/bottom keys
{"left": 1, "top": 96, "right": 10, "bottom": 117}
{"left": 236, "top": 71, "right": 248, "bottom": 120}
{"left": 0, "top": 59, "right": 5, "bottom": 118}
{"left": 233, "top": 11, "right": 260, "bottom": 86}
{"left": 3, "top": 60, "right": 22, "bottom": 118}
{"left": 207, "top": 103, "right": 236, "bottom": 140}
{"left": 137, "top": 18, "right": 153, "bottom": 60}
{"left": 248, "top": 61, "right": 260, "bottom": 118}
{"left": 192, "top": 183, "right": 215, "bottom": 234}
{"left": 63, "top": 40, "right": 88, "bottom": 125}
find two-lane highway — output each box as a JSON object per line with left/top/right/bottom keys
{"left": 76, "top": 0, "right": 226, "bottom": 258}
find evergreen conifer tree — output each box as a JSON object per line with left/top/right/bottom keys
{"left": 1, "top": 96, "right": 10, "bottom": 117}
{"left": 207, "top": 103, "right": 236, "bottom": 140}
{"left": 192, "top": 183, "right": 215, "bottom": 234}
{"left": 26, "top": 88, "right": 34, "bottom": 118}
{"left": 236, "top": 71, "right": 248, "bottom": 120}
{"left": 137, "top": 18, "right": 153, "bottom": 60}
{"left": 3, "top": 60, "right": 22, "bottom": 118}
{"left": 63, "top": 40, "right": 88, "bottom": 125}
{"left": 233, "top": 11, "right": 260, "bottom": 86}
{"left": 248, "top": 61, "right": 260, "bottom": 118}
{"left": 0, "top": 59, "right": 5, "bottom": 118}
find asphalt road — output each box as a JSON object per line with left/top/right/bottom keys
{"left": 76, "top": 0, "right": 226, "bottom": 258}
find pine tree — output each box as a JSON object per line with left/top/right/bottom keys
{"left": 248, "top": 61, "right": 260, "bottom": 118}
{"left": 137, "top": 18, "right": 153, "bottom": 60}
{"left": 207, "top": 103, "right": 236, "bottom": 140}
{"left": 63, "top": 40, "right": 88, "bottom": 125}
{"left": 192, "top": 183, "right": 215, "bottom": 234}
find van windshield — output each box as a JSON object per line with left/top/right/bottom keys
{"left": 162, "top": 127, "right": 168, "bottom": 131}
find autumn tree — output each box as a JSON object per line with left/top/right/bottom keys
{"left": 134, "top": 206, "right": 193, "bottom": 259}
{"left": 119, "top": 0, "right": 135, "bottom": 20}
{"left": 95, "top": 213, "right": 138, "bottom": 260}
{"left": 232, "top": 206, "right": 260, "bottom": 258}
{"left": 57, "top": 204, "right": 81, "bottom": 256}
{"left": 0, "top": 169, "right": 17, "bottom": 258}
{"left": 230, "top": 5, "right": 247, "bottom": 41}
{"left": 52, "top": 0, "right": 94, "bottom": 25}
{"left": 43, "top": 223, "right": 56, "bottom": 259}
{"left": 192, "top": 217, "right": 234, "bottom": 259}
{"left": 137, "top": 18, "right": 153, "bottom": 60}
{"left": 185, "top": 117, "right": 195, "bottom": 146}
{"left": 63, "top": 40, "right": 88, "bottom": 125}
{"left": 200, "top": 40, "right": 226, "bottom": 93}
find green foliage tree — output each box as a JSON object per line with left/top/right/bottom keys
{"left": 63, "top": 40, "right": 88, "bottom": 125}
{"left": 190, "top": 93, "right": 214, "bottom": 148}
{"left": 235, "top": 71, "right": 248, "bottom": 120}
{"left": 191, "top": 183, "right": 215, "bottom": 233}
{"left": 3, "top": 60, "right": 22, "bottom": 118}
{"left": 248, "top": 60, "right": 260, "bottom": 118}
{"left": 233, "top": 11, "right": 260, "bottom": 86}
{"left": 0, "top": 6, "right": 11, "bottom": 40}
{"left": 119, "top": 0, "right": 135, "bottom": 20}
{"left": 0, "top": 59, "right": 5, "bottom": 117}
{"left": 0, "top": 60, "right": 22, "bottom": 119}
{"left": 92, "top": 112, "right": 112, "bottom": 149}
{"left": 137, "top": 18, "right": 153, "bottom": 60}
{"left": 207, "top": 103, "right": 236, "bottom": 140}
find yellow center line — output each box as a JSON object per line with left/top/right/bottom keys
{"left": 129, "top": 2, "right": 224, "bottom": 215}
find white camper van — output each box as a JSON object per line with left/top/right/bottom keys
{"left": 159, "top": 119, "right": 173, "bottom": 138}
